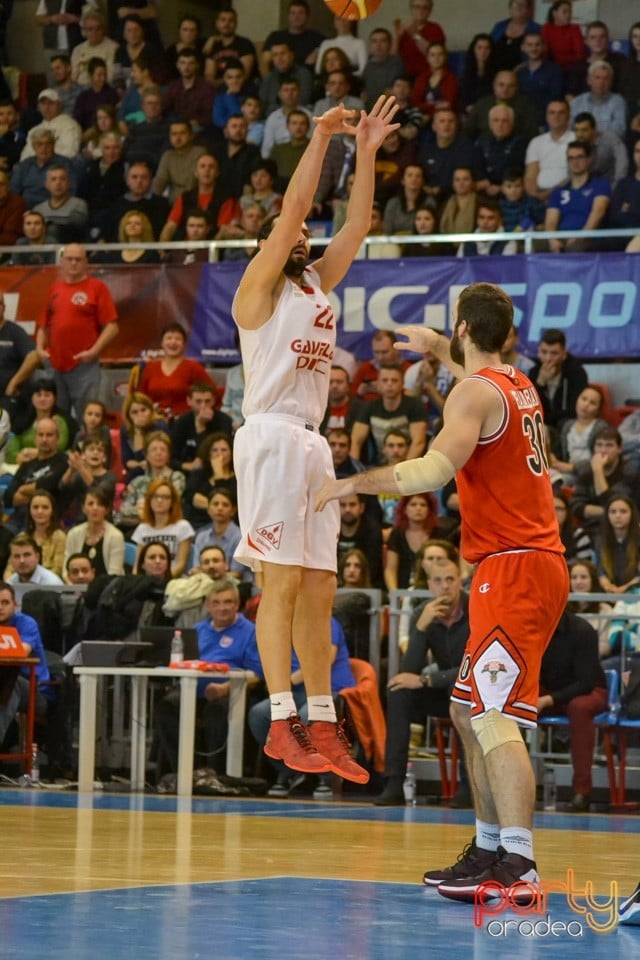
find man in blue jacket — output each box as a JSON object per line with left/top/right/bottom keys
{"left": 156, "top": 577, "right": 262, "bottom": 772}
{"left": 0, "top": 581, "right": 51, "bottom": 747}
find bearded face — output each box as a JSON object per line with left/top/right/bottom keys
{"left": 283, "top": 253, "right": 306, "bottom": 277}
{"left": 450, "top": 323, "right": 465, "bottom": 367}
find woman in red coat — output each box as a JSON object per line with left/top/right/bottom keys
{"left": 541, "top": 0, "right": 586, "bottom": 71}
{"left": 412, "top": 42, "right": 459, "bottom": 121}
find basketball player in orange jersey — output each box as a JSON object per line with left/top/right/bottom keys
{"left": 317, "top": 282, "right": 569, "bottom": 898}
{"left": 232, "top": 96, "right": 399, "bottom": 782}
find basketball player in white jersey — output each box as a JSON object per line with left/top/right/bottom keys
{"left": 232, "top": 96, "right": 399, "bottom": 779}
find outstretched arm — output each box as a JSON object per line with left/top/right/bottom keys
{"left": 316, "top": 378, "right": 495, "bottom": 510}
{"left": 314, "top": 96, "right": 399, "bottom": 292}
{"left": 234, "top": 104, "right": 357, "bottom": 327}
{"left": 394, "top": 326, "right": 466, "bottom": 381}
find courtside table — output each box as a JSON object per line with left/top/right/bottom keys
{"left": 0, "top": 657, "right": 39, "bottom": 775}
{"left": 74, "top": 665, "right": 250, "bottom": 796}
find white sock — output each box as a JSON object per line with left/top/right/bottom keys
{"left": 307, "top": 695, "right": 337, "bottom": 723}
{"left": 270, "top": 692, "right": 298, "bottom": 721}
{"left": 500, "top": 827, "right": 534, "bottom": 861}
{"left": 476, "top": 820, "right": 500, "bottom": 852}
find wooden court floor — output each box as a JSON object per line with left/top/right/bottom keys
{"left": 0, "top": 788, "right": 638, "bottom": 960}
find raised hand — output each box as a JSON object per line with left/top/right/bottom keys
{"left": 394, "top": 325, "right": 443, "bottom": 355}
{"left": 312, "top": 103, "right": 358, "bottom": 138}
{"left": 354, "top": 95, "right": 400, "bottom": 153}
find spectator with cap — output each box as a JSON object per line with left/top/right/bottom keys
{"left": 20, "top": 89, "right": 81, "bottom": 160}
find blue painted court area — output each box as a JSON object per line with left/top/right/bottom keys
{"left": 2, "top": 877, "right": 633, "bottom": 960}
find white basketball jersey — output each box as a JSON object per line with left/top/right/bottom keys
{"left": 233, "top": 265, "right": 336, "bottom": 426}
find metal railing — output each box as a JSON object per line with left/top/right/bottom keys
{"left": 1, "top": 225, "right": 638, "bottom": 263}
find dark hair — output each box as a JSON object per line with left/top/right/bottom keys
{"left": 26, "top": 489, "right": 58, "bottom": 538}
{"left": 0, "top": 581, "right": 15, "bottom": 598}
{"left": 566, "top": 558, "right": 600, "bottom": 614}
{"left": 223, "top": 58, "right": 244, "bottom": 74}
{"left": 257, "top": 212, "right": 279, "bottom": 242}
{"left": 33, "top": 375, "right": 57, "bottom": 395}
{"left": 66, "top": 552, "right": 96, "bottom": 572}
{"left": 197, "top": 431, "right": 233, "bottom": 469}
{"left": 547, "top": 1, "right": 571, "bottom": 24}
{"left": 412, "top": 539, "right": 459, "bottom": 589}
{"left": 179, "top": 14, "right": 201, "bottom": 31}
{"left": 160, "top": 322, "right": 187, "bottom": 341}
{"left": 138, "top": 540, "right": 172, "bottom": 580}
{"left": 572, "top": 111, "right": 596, "bottom": 128}
{"left": 502, "top": 166, "right": 524, "bottom": 182}
{"left": 251, "top": 158, "right": 278, "bottom": 179}
{"left": 592, "top": 424, "right": 622, "bottom": 447}
{"left": 207, "top": 485, "right": 236, "bottom": 508}
{"left": 169, "top": 118, "right": 192, "bottom": 133}
{"left": 188, "top": 380, "right": 215, "bottom": 397}
{"left": 199, "top": 544, "right": 225, "bottom": 561}
{"left": 338, "top": 548, "right": 371, "bottom": 588}
{"left": 540, "top": 328, "right": 566, "bottom": 347}
{"left": 177, "top": 47, "right": 199, "bottom": 60}
{"left": 456, "top": 283, "right": 514, "bottom": 353}
{"left": 370, "top": 27, "right": 392, "bottom": 43}
{"left": 586, "top": 20, "right": 608, "bottom": 35}
{"left": 599, "top": 495, "right": 640, "bottom": 586}
{"left": 568, "top": 139, "right": 591, "bottom": 158}
{"left": 83, "top": 484, "right": 112, "bottom": 509}
{"left": 383, "top": 426, "right": 410, "bottom": 445}
{"left": 50, "top": 53, "right": 71, "bottom": 65}
{"left": 88, "top": 57, "right": 108, "bottom": 75}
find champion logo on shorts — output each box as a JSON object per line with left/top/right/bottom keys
{"left": 254, "top": 521, "right": 284, "bottom": 552}
{"left": 479, "top": 582, "right": 491, "bottom": 593}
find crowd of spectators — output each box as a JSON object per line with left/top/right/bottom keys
{"left": 1, "top": 0, "right": 640, "bottom": 799}
{"left": 0, "top": 1, "right": 635, "bottom": 255}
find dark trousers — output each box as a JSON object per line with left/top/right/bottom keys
{"left": 384, "top": 686, "right": 451, "bottom": 778}
{"left": 155, "top": 687, "right": 229, "bottom": 774}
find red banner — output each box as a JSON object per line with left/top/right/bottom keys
{"left": 0, "top": 263, "right": 206, "bottom": 363}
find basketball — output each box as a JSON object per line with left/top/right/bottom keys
{"left": 323, "top": 0, "right": 383, "bottom": 21}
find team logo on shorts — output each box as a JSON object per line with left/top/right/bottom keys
{"left": 254, "top": 521, "right": 284, "bottom": 552}
{"left": 482, "top": 660, "right": 507, "bottom": 684}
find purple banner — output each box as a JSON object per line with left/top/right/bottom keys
{"left": 194, "top": 253, "right": 640, "bottom": 363}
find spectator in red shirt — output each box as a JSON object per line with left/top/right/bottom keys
{"left": 412, "top": 42, "right": 459, "bottom": 119}
{"left": 136, "top": 322, "right": 218, "bottom": 420}
{"left": 35, "top": 242, "right": 118, "bottom": 418}
{"left": 394, "top": 0, "right": 446, "bottom": 80}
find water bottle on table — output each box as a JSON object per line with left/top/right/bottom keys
{"left": 403, "top": 762, "right": 417, "bottom": 806}
{"left": 170, "top": 629, "right": 184, "bottom": 664}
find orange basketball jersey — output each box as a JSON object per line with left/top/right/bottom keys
{"left": 455, "top": 366, "right": 563, "bottom": 564}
